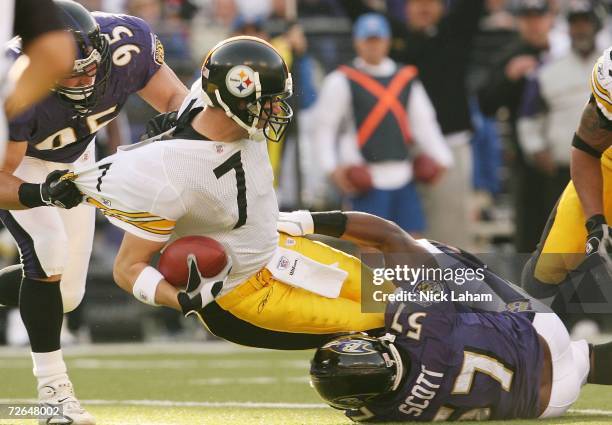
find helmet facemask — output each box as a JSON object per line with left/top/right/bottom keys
{"left": 55, "top": 26, "right": 111, "bottom": 116}
{"left": 246, "top": 76, "right": 293, "bottom": 143}
{"left": 207, "top": 70, "right": 293, "bottom": 143}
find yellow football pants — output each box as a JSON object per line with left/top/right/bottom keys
{"left": 532, "top": 151, "right": 612, "bottom": 284}
{"left": 214, "top": 234, "right": 386, "bottom": 335}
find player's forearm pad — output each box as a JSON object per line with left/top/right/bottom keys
{"left": 311, "top": 211, "right": 347, "bottom": 238}
{"left": 133, "top": 266, "right": 164, "bottom": 306}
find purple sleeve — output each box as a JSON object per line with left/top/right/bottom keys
{"left": 102, "top": 14, "right": 165, "bottom": 92}
{"left": 8, "top": 108, "right": 35, "bottom": 142}
{"left": 129, "top": 16, "right": 163, "bottom": 91}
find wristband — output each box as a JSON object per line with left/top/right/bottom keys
{"left": 311, "top": 211, "right": 347, "bottom": 238}
{"left": 18, "top": 183, "right": 46, "bottom": 208}
{"left": 133, "top": 266, "right": 164, "bottom": 306}
{"left": 586, "top": 214, "right": 607, "bottom": 233}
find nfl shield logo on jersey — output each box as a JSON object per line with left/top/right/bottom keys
{"left": 277, "top": 256, "right": 290, "bottom": 270}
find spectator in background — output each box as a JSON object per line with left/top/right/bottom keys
{"left": 230, "top": 14, "right": 268, "bottom": 38}
{"left": 264, "top": 5, "right": 318, "bottom": 110}
{"left": 189, "top": 0, "right": 235, "bottom": 58}
{"left": 297, "top": 0, "right": 346, "bottom": 17}
{"left": 234, "top": 0, "right": 271, "bottom": 19}
{"left": 126, "top": 0, "right": 193, "bottom": 74}
{"left": 596, "top": 0, "right": 612, "bottom": 48}
{"left": 468, "top": 0, "right": 518, "bottom": 221}
{"left": 517, "top": 0, "right": 603, "bottom": 223}
{"left": 478, "top": 0, "right": 555, "bottom": 253}
{"left": 314, "top": 14, "right": 452, "bottom": 236}
{"left": 341, "top": 0, "right": 485, "bottom": 249}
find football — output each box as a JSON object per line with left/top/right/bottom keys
{"left": 345, "top": 164, "right": 373, "bottom": 193}
{"left": 158, "top": 236, "right": 228, "bottom": 288}
{"left": 413, "top": 154, "right": 443, "bottom": 184}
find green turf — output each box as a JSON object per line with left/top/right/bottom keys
{"left": 1, "top": 344, "right": 612, "bottom": 425}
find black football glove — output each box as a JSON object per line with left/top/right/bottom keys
{"left": 586, "top": 215, "right": 612, "bottom": 255}
{"left": 585, "top": 214, "right": 612, "bottom": 273}
{"left": 141, "top": 111, "right": 178, "bottom": 140}
{"left": 177, "top": 254, "right": 232, "bottom": 318}
{"left": 18, "top": 170, "right": 83, "bottom": 209}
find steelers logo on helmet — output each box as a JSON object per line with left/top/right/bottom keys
{"left": 323, "top": 338, "right": 378, "bottom": 355}
{"left": 226, "top": 65, "right": 256, "bottom": 98}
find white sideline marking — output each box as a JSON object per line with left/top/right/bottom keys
{"left": 189, "top": 376, "right": 310, "bottom": 385}
{"left": 71, "top": 359, "right": 201, "bottom": 369}
{"left": 68, "top": 359, "right": 307, "bottom": 370}
{"left": 203, "top": 359, "right": 308, "bottom": 369}
{"left": 569, "top": 408, "right": 612, "bottom": 416}
{"left": 0, "top": 398, "right": 328, "bottom": 409}
{"left": 0, "top": 342, "right": 263, "bottom": 357}
{"left": 0, "top": 399, "right": 609, "bottom": 414}
{"left": 0, "top": 358, "right": 308, "bottom": 370}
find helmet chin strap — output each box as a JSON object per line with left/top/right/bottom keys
{"left": 380, "top": 333, "right": 404, "bottom": 391}
{"left": 211, "top": 72, "right": 263, "bottom": 138}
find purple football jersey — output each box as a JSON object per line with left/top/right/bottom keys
{"left": 347, "top": 260, "right": 544, "bottom": 422}
{"left": 9, "top": 13, "right": 163, "bottom": 163}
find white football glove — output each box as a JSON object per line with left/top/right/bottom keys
{"left": 177, "top": 254, "right": 233, "bottom": 317}
{"left": 594, "top": 225, "right": 612, "bottom": 274}
{"left": 277, "top": 210, "right": 315, "bottom": 236}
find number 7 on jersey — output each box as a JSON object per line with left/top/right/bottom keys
{"left": 214, "top": 151, "right": 247, "bottom": 229}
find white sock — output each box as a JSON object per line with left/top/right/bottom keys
{"left": 31, "top": 350, "right": 69, "bottom": 390}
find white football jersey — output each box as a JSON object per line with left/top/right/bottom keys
{"left": 591, "top": 46, "right": 612, "bottom": 122}
{"left": 73, "top": 131, "right": 279, "bottom": 293}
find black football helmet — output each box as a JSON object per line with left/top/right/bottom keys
{"left": 310, "top": 334, "right": 405, "bottom": 410}
{"left": 201, "top": 36, "right": 293, "bottom": 142}
{"left": 54, "top": 0, "right": 111, "bottom": 115}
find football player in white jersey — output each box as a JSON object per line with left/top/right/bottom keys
{"left": 76, "top": 36, "right": 284, "bottom": 315}
{"left": 54, "top": 36, "right": 388, "bottom": 350}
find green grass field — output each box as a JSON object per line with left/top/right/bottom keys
{"left": 1, "top": 342, "right": 612, "bottom": 425}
